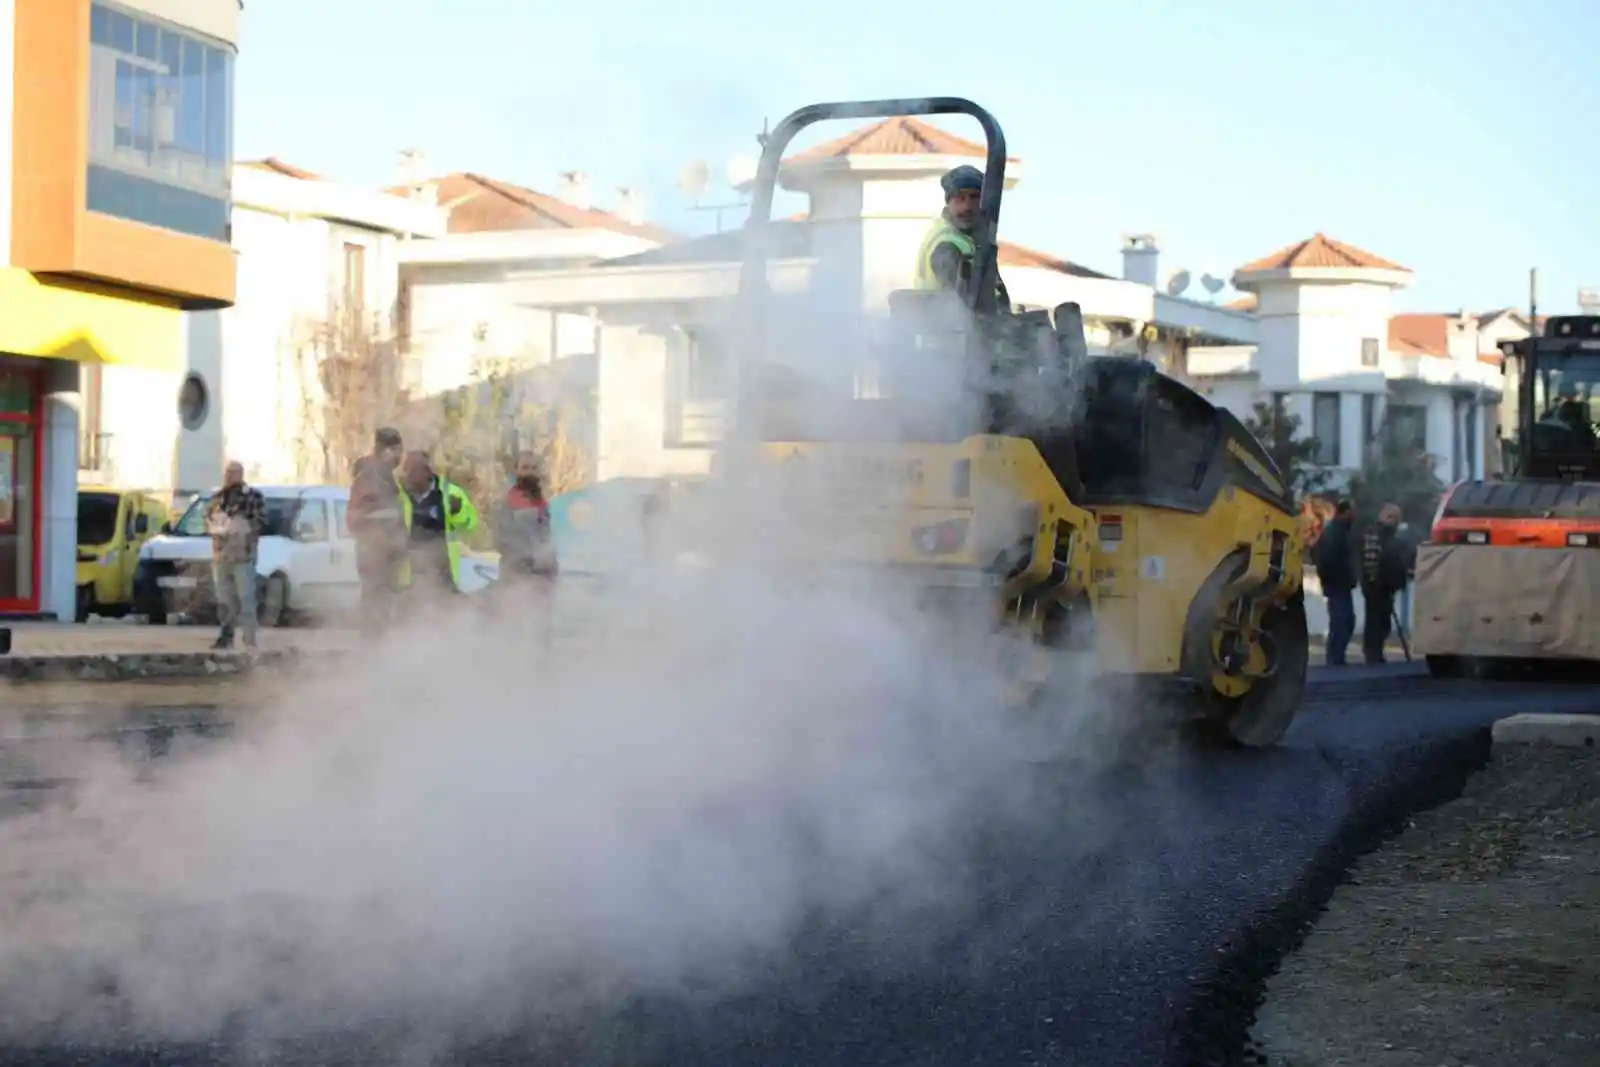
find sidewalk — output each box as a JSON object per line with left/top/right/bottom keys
{"left": 0, "top": 574, "right": 617, "bottom": 683}
{"left": 1248, "top": 739, "right": 1599, "bottom": 1065}
{"left": 0, "top": 620, "right": 356, "bottom": 682}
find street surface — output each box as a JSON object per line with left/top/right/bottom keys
{"left": 0, "top": 667, "right": 1593, "bottom": 1067}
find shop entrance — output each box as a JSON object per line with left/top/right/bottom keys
{"left": 0, "top": 362, "right": 41, "bottom": 614}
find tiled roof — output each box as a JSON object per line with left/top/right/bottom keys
{"left": 239, "top": 157, "right": 322, "bottom": 180}
{"left": 391, "top": 173, "right": 676, "bottom": 243}
{"left": 1388, "top": 313, "right": 1451, "bottom": 357}
{"left": 784, "top": 117, "right": 1018, "bottom": 165}
{"left": 1236, "top": 233, "right": 1409, "bottom": 274}
{"left": 996, "top": 241, "right": 1111, "bottom": 279}
{"left": 1389, "top": 311, "right": 1509, "bottom": 363}
{"left": 1226, "top": 294, "right": 1258, "bottom": 311}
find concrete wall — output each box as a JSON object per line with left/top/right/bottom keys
{"left": 96, "top": 363, "right": 182, "bottom": 490}
{"left": 592, "top": 323, "right": 714, "bottom": 483}
{"left": 1250, "top": 280, "right": 1394, "bottom": 388}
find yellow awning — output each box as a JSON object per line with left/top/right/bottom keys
{"left": 0, "top": 266, "right": 183, "bottom": 372}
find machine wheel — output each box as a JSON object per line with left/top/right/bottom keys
{"left": 1182, "top": 551, "right": 1309, "bottom": 749}
{"left": 75, "top": 585, "right": 94, "bottom": 624}
{"left": 1425, "top": 654, "right": 1464, "bottom": 678}
{"left": 258, "top": 573, "right": 290, "bottom": 628}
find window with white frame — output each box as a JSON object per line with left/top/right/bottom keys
{"left": 1311, "top": 392, "right": 1341, "bottom": 466}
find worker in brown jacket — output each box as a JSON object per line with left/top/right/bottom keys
{"left": 347, "top": 427, "right": 407, "bottom": 636}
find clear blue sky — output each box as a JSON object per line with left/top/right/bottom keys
{"left": 236, "top": 0, "right": 1599, "bottom": 313}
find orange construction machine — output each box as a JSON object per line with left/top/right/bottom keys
{"left": 1413, "top": 313, "right": 1600, "bottom": 674}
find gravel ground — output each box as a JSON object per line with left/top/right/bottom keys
{"left": 1249, "top": 745, "right": 1600, "bottom": 1067}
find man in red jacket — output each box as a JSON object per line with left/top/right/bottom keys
{"left": 492, "top": 450, "right": 559, "bottom": 632}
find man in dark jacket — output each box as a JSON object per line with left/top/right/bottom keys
{"left": 347, "top": 427, "right": 406, "bottom": 637}
{"left": 1314, "top": 499, "right": 1359, "bottom": 666}
{"left": 1360, "top": 503, "right": 1411, "bottom": 664}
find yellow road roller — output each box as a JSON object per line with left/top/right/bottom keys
{"left": 718, "top": 96, "right": 1308, "bottom": 747}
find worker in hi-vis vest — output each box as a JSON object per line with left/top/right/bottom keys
{"left": 396, "top": 450, "right": 481, "bottom": 596}
{"left": 912, "top": 163, "right": 1011, "bottom": 311}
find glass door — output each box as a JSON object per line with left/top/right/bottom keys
{"left": 0, "top": 365, "right": 40, "bottom": 613}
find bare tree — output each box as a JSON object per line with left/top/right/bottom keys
{"left": 398, "top": 354, "right": 592, "bottom": 543}
{"left": 290, "top": 306, "right": 411, "bottom": 482}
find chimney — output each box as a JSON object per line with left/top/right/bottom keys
{"left": 559, "top": 170, "right": 592, "bottom": 210}
{"left": 614, "top": 186, "right": 645, "bottom": 225}
{"left": 1122, "top": 234, "right": 1160, "bottom": 287}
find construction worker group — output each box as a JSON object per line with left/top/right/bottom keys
{"left": 199, "top": 428, "right": 560, "bottom": 647}
{"left": 344, "top": 427, "right": 559, "bottom": 636}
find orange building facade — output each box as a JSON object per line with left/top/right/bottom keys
{"left": 1, "top": 0, "right": 237, "bottom": 617}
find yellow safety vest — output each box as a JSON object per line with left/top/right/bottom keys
{"left": 394, "top": 475, "right": 480, "bottom": 589}
{"left": 913, "top": 216, "right": 978, "bottom": 291}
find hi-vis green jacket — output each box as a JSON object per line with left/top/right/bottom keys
{"left": 395, "top": 476, "right": 480, "bottom": 589}
{"left": 912, "top": 213, "right": 1009, "bottom": 309}
{"left": 914, "top": 215, "right": 975, "bottom": 289}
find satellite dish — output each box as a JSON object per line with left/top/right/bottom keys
{"left": 1201, "top": 273, "right": 1226, "bottom": 296}
{"left": 727, "top": 153, "right": 759, "bottom": 189}
{"left": 677, "top": 159, "right": 710, "bottom": 203}
{"left": 1165, "top": 269, "right": 1191, "bottom": 297}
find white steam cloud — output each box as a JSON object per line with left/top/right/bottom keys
{"left": 0, "top": 228, "right": 1166, "bottom": 1059}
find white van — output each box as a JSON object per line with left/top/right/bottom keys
{"left": 132, "top": 484, "right": 499, "bottom": 626}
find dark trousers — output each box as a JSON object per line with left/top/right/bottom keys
{"left": 1325, "top": 587, "right": 1356, "bottom": 665}
{"left": 1362, "top": 588, "right": 1395, "bottom": 664}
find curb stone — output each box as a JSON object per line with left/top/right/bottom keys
{"left": 0, "top": 647, "right": 349, "bottom": 682}
{"left": 1491, "top": 712, "right": 1600, "bottom": 749}
{"left": 1175, "top": 728, "right": 1493, "bottom": 1067}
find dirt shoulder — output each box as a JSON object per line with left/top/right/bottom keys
{"left": 1250, "top": 744, "right": 1600, "bottom": 1067}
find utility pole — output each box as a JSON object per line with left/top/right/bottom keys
{"left": 1529, "top": 267, "right": 1538, "bottom": 333}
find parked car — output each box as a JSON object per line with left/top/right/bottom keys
{"left": 133, "top": 484, "right": 500, "bottom": 626}
{"left": 76, "top": 486, "right": 172, "bottom": 621}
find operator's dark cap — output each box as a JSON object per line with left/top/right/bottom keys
{"left": 941, "top": 164, "right": 983, "bottom": 197}
{"left": 374, "top": 427, "right": 402, "bottom": 449}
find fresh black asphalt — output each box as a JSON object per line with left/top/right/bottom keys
{"left": 0, "top": 666, "right": 1594, "bottom": 1067}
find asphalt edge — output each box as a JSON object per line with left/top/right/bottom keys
{"left": 1173, "top": 726, "right": 1494, "bottom": 1067}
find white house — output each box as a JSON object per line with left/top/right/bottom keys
{"left": 488, "top": 117, "right": 1257, "bottom": 482}
{"left": 396, "top": 170, "right": 678, "bottom": 422}
{"left": 83, "top": 157, "right": 449, "bottom": 493}
{"left": 1182, "top": 233, "right": 1509, "bottom": 485}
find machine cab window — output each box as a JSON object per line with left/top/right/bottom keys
{"left": 1529, "top": 355, "right": 1600, "bottom": 455}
